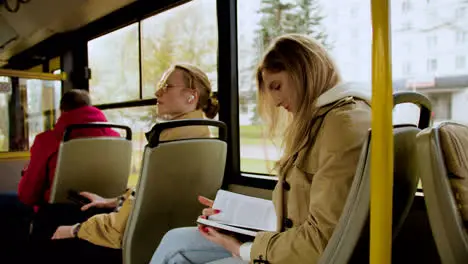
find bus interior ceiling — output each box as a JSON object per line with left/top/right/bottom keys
{"left": 0, "top": 0, "right": 136, "bottom": 68}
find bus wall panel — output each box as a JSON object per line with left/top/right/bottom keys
{"left": 0, "top": 159, "right": 28, "bottom": 192}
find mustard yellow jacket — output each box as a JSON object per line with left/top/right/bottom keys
{"left": 77, "top": 110, "right": 211, "bottom": 248}
{"left": 251, "top": 88, "right": 371, "bottom": 263}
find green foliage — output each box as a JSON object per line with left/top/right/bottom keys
{"left": 247, "top": 0, "right": 330, "bottom": 124}
{"left": 292, "top": 0, "right": 330, "bottom": 48}
{"left": 240, "top": 125, "right": 281, "bottom": 146}
{"left": 240, "top": 125, "right": 263, "bottom": 139}
{"left": 255, "top": 0, "right": 329, "bottom": 53}
{"left": 241, "top": 158, "right": 276, "bottom": 175}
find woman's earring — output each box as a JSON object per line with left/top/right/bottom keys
{"left": 188, "top": 95, "right": 195, "bottom": 103}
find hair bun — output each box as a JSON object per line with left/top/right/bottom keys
{"left": 203, "top": 91, "right": 220, "bottom": 119}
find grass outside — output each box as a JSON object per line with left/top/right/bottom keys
{"left": 0, "top": 136, "right": 7, "bottom": 152}
{"left": 239, "top": 125, "right": 281, "bottom": 146}
{"left": 0, "top": 137, "right": 4, "bottom": 152}
{"left": 241, "top": 158, "right": 276, "bottom": 175}
{"left": 240, "top": 125, "right": 263, "bottom": 138}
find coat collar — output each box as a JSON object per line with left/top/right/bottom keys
{"left": 315, "top": 82, "right": 372, "bottom": 117}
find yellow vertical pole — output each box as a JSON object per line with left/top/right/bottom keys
{"left": 370, "top": 0, "right": 393, "bottom": 263}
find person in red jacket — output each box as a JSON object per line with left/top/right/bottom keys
{"left": 18, "top": 89, "right": 120, "bottom": 208}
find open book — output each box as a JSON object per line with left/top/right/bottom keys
{"left": 196, "top": 190, "right": 277, "bottom": 237}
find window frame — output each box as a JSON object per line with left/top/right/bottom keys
{"left": 225, "top": 0, "right": 277, "bottom": 189}
{"left": 84, "top": 0, "right": 278, "bottom": 189}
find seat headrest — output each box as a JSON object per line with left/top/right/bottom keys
{"left": 146, "top": 119, "right": 227, "bottom": 148}
{"left": 437, "top": 122, "right": 468, "bottom": 230}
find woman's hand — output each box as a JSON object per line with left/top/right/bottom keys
{"left": 199, "top": 226, "right": 242, "bottom": 257}
{"left": 80, "top": 192, "right": 118, "bottom": 211}
{"left": 197, "top": 196, "right": 241, "bottom": 256}
{"left": 51, "top": 225, "right": 75, "bottom": 240}
{"left": 198, "top": 195, "right": 221, "bottom": 218}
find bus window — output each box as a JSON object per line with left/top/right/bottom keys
{"left": 0, "top": 77, "right": 11, "bottom": 152}
{"left": 88, "top": 23, "right": 140, "bottom": 104}
{"left": 24, "top": 79, "right": 61, "bottom": 146}
{"left": 0, "top": 76, "right": 61, "bottom": 153}
{"left": 237, "top": 0, "right": 372, "bottom": 175}
{"left": 89, "top": 0, "right": 218, "bottom": 186}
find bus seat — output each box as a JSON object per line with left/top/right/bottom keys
{"left": 417, "top": 122, "right": 468, "bottom": 264}
{"left": 318, "top": 91, "right": 432, "bottom": 264}
{"left": 48, "top": 123, "right": 132, "bottom": 204}
{"left": 122, "top": 119, "right": 227, "bottom": 264}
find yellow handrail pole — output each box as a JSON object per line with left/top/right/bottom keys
{"left": 370, "top": 0, "right": 394, "bottom": 264}
{"left": 0, "top": 69, "right": 66, "bottom": 81}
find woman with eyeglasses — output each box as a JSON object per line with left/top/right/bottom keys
{"left": 146, "top": 64, "right": 219, "bottom": 141}
{"left": 23, "top": 64, "right": 219, "bottom": 264}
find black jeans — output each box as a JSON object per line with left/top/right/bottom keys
{"left": 21, "top": 204, "right": 121, "bottom": 264}
{"left": 30, "top": 203, "right": 113, "bottom": 241}
{"left": 0, "top": 192, "right": 34, "bottom": 244}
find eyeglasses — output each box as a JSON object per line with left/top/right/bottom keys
{"left": 156, "top": 82, "right": 187, "bottom": 94}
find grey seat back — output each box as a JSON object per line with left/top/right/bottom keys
{"left": 122, "top": 119, "right": 227, "bottom": 264}
{"left": 417, "top": 122, "right": 468, "bottom": 263}
{"left": 49, "top": 123, "right": 132, "bottom": 203}
{"left": 319, "top": 92, "right": 432, "bottom": 264}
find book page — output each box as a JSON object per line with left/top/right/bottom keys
{"left": 208, "top": 190, "right": 277, "bottom": 232}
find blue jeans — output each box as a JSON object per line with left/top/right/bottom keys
{"left": 150, "top": 227, "right": 248, "bottom": 264}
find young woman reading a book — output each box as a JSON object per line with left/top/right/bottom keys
{"left": 150, "top": 34, "right": 372, "bottom": 264}
{"left": 22, "top": 64, "right": 219, "bottom": 263}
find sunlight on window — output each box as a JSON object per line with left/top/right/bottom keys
{"left": 88, "top": 23, "right": 139, "bottom": 104}
{"left": 141, "top": 0, "right": 218, "bottom": 99}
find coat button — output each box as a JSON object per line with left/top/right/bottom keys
{"left": 282, "top": 180, "right": 290, "bottom": 190}
{"left": 284, "top": 218, "right": 293, "bottom": 228}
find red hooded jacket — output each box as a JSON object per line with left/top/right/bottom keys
{"left": 18, "top": 106, "right": 120, "bottom": 207}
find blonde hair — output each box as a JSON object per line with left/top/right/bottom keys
{"left": 162, "top": 63, "right": 219, "bottom": 119}
{"left": 256, "top": 34, "right": 342, "bottom": 175}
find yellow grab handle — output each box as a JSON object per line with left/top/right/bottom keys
{"left": 370, "top": 0, "right": 394, "bottom": 263}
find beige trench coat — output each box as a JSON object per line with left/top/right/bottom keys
{"left": 251, "top": 97, "right": 371, "bottom": 263}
